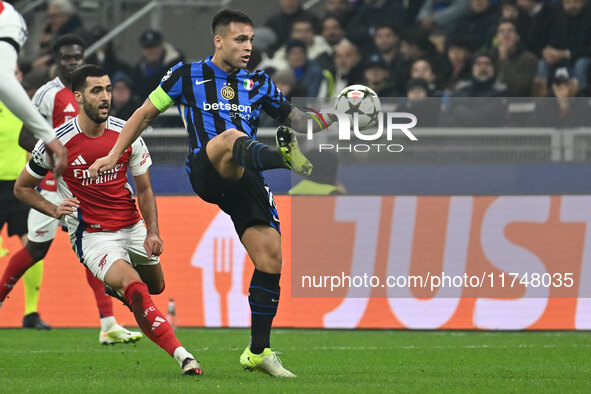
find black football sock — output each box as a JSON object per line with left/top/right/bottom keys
{"left": 232, "top": 136, "right": 289, "bottom": 171}
{"left": 248, "top": 269, "right": 281, "bottom": 354}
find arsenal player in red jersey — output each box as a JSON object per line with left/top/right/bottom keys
{"left": 13, "top": 64, "right": 202, "bottom": 375}
{"left": 0, "top": 35, "right": 142, "bottom": 342}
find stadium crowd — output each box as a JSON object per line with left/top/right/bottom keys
{"left": 15, "top": 0, "right": 591, "bottom": 127}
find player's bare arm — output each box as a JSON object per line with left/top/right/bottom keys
{"left": 89, "top": 99, "right": 161, "bottom": 178}
{"left": 13, "top": 169, "right": 79, "bottom": 219}
{"left": 285, "top": 107, "right": 335, "bottom": 133}
{"left": 134, "top": 169, "right": 162, "bottom": 259}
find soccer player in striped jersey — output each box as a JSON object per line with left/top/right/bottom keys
{"left": 90, "top": 9, "right": 331, "bottom": 378}
{"left": 13, "top": 64, "right": 202, "bottom": 376}
{"left": 0, "top": 35, "right": 143, "bottom": 342}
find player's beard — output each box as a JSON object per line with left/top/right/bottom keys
{"left": 82, "top": 96, "right": 110, "bottom": 124}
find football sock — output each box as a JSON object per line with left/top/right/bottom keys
{"left": 0, "top": 247, "right": 35, "bottom": 302}
{"left": 232, "top": 136, "right": 289, "bottom": 171}
{"left": 248, "top": 269, "right": 281, "bottom": 354}
{"left": 124, "top": 280, "right": 181, "bottom": 356}
{"left": 173, "top": 346, "right": 194, "bottom": 366}
{"left": 23, "top": 260, "right": 43, "bottom": 315}
{"left": 100, "top": 316, "right": 117, "bottom": 331}
{"left": 85, "top": 267, "right": 114, "bottom": 319}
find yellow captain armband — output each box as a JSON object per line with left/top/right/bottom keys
{"left": 149, "top": 86, "right": 175, "bottom": 112}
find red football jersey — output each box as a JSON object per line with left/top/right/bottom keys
{"left": 32, "top": 77, "right": 79, "bottom": 191}
{"left": 26, "top": 116, "right": 152, "bottom": 232}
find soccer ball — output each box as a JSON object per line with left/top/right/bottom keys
{"left": 334, "top": 84, "right": 381, "bottom": 130}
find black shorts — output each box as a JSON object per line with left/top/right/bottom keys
{"left": 187, "top": 147, "right": 280, "bottom": 238}
{"left": 0, "top": 181, "right": 29, "bottom": 237}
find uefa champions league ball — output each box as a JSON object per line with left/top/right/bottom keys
{"left": 334, "top": 84, "right": 381, "bottom": 130}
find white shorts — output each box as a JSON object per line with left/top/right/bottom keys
{"left": 70, "top": 220, "right": 160, "bottom": 282}
{"left": 27, "top": 189, "right": 61, "bottom": 243}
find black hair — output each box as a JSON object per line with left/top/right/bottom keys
{"left": 52, "top": 34, "right": 86, "bottom": 57}
{"left": 321, "top": 13, "right": 345, "bottom": 29}
{"left": 70, "top": 64, "right": 107, "bottom": 92}
{"left": 373, "top": 22, "right": 399, "bottom": 36}
{"left": 211, "top": 9, "right": 253, "bottom": 34}
{"left": 497, "top": 18, "right": 518, "bottom": 32}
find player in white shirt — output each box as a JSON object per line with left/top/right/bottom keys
{"left": 0, "top": 0, "right": 67, "bottom": 176}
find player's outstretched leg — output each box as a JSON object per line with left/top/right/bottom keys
{"left": 0, "top": 246, "right": 49, "bottom": 330}
{"left": 122, "top": 279, "right": 202, "bottom": 375}
{"left": 275, "top": 125, "right": 313, "bottom": 176}
{"left": 206, "top": 128, "right": 312, "bottom": 180}
{"left": 0, "top": 247, "right": 36, "bottom": 304}
{"left": 84, "top": 268, "right": 143, "bottom": 345}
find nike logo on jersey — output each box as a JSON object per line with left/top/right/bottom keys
{"left": 70, "top": 155, "right": 87, "bottom": 166}
{"left": 195, "top": 79, "right": 213, "bottom": 86}
{"left": 64, "top": 103, "right": 76, "bottom": 112}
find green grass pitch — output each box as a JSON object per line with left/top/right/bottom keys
{"left": 0, "top": 328, "right": 590, "bottom": 393}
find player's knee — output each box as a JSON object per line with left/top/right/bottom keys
{"left": 257, "top": 248, "right": 283, "bottom": 273}
{"left": 220, "top": 128, "right": 244, "bottom": 147}
{"left": 25, "top": 241, "right": 51, "bottom": 262}
{"left": 148, "top": 279, "right": 165, "bottom": 294}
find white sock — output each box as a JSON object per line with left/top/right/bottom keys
{"left": 173, "top": 346, "right": 194, "bottom": 366}
{"left": 100, "top": 316, "right": 117, "bottom": 331}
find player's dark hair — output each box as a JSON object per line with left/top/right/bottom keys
{"left": 52, "top": 34, "right": 86, "bottom": 57}
{"left": 70, "top": 64, "right": 107, "bottom": 92}
{"left": 212, "top": 9, "right": 253, "bottom": 34}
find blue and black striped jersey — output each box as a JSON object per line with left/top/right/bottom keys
{"left": 149, "top": 56, "right": 291, "bottom": 155}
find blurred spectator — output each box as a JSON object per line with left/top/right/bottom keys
{"left": 347, "top": 0, "right": 407, "bottom": 50}
{"left": 284, "top": 39, "right": 325, "bottom": 97}
{"left": 84, "top": 26, "right": 133, "bottom": 78}
{"left": 264, "top": 0, "right": 319, "bottom": 53}
{"left": 324, "top": 0, "right": 355, "bottom": 25}
{"left": 133, "top": 30, "right": 185, "bottom": 100}
{"left": 367, "top": 23, "right": 407, "bottom": 95}
{"left": 500, "top": 0, "right": 529, "bottom": 38}
{"left": 578, "top": 63, "right": 591, "bottom": 96}
{"left": 318, "top": 39, "right": 364, "bottom": 98}
{"left": 247, "top": 27, "right": 278, "bottom": 73}
{"left": 38, "top": 0, "right": 85, "bottom": 56}
{"left": 445, "top": 37, "right": 472, "bottom": 92}
{"left": 399, "top": 28, "right": 452, "bottom": 88}
{"left": 455, "top": 50, "right": 505, "bottom": 96}
{"left": 363, "top": 60, "right": 399, "bottom": 97}
{"left": 109, "top": 72, "right": 142, "bottom": 121}
{"left": 453, "top": 0, "right": 499, "bottom": 52}
{"left": 410, "top": 59, "right": 441, "bottom": 96}
{"left": 405, "top": 0, "right": 428, "bottom": 24}
{"left": 533, "top": 67, "right": 582, "bottom": 127}
{"left": 271, "top": 17, "right": 330, "bottom": 70}
{"left": 539, "top": 0, "right": 591, "bottom": 89}
{"left": 21, "top": 69, "right": 50, "bottom": 98}
{"left": 441, "top": 50, "right": 506, "bottom": 126}
{"left": 493, "top": 19, "right": 537, "bottom": 96}
{"left": 398, "top": 78, "right": 441, "bottom": 126}
{"left": 314, "top": 14, "right": 347, "bottom": 74}
{"left": 272, "top": 69, "right": 309, "bottom": 99}
{"left": 516, "top": 0, "right": 558, "bottom": 58}
{"left": 416, "top": 0, "right": 470, "bottom": 33}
